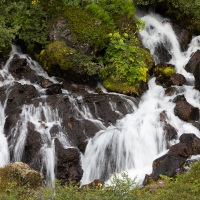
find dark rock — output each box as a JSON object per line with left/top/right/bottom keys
{"left": 21, "top": 122, "right": 42, "bottom": 164}
{"left": 5, "top": 83, "right": 39, "bottom": 115}
{"left": 165, "top": 87, "right": 177, "bottom": 96}
{"left": 159, "top": 111, "right": 177, "bottom": 147}
{"left": 40, "top": 79, "right": 54, "bottom": 88}
{"left": 185, "top": 50, "right": 200, "bottom": 73}
{"left": 154, "top": 43, "right": 172, "bottom": 64}
{"left": 169, "top": 73, "right": 186, "bottom": 86}
{"left": 152, "top": 154, "right": 185, "bottom": 180}
{"left": 55, "top": 139, "right": 83, "bottom": 185}
{"left": 172, "top": 23, "right": 192, "bottom": 51}
{"left": 179, "top": 133, "right": 200, "bottom": 155}
{"left": 173, "top": 95, "right": 199, "bottom": 122}
{"left": 168, "top": 143, "right": 192, "bottom": 158}
{"left": 194, "top": 64, "right": 200, "bottom": 91}
{"left": 46, "top": 84, "right": 63, "bottom": 95}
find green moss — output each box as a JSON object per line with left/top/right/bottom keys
{"left": 60, "top": 5, "right": 115, "bottom": 51}
{"left": 103, "top": 79, "right": 139, "bottom": 95}
{"left": 154, "top": 64, "right": 176, "bottom": 77}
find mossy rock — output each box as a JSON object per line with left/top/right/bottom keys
{"left": 153, "top": 63, "right": 176, "bottom": 77}
{"left": 0, "top": 162, "right": 44, "bottom": 192}
{"left": 37, "top": 40, "right": 101, "bottom": 83}
{"left": 48, "top": 5, "right": 115, "bottom": 54}
{"left": 103, "top": 79, "right": 145, "bottom": 96}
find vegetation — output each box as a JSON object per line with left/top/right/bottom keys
{"left": 0, "top": 160, "right": 200, "bottom": 199}
{"left": 135, "top": 0, "right": 200, "bottom": 33}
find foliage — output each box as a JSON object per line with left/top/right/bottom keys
{"left": 38, "top": 40, "right": 101, "bottom": 78}
{"left": 140, "top": 160, "right": 200, "bottom": 200}
{"left": 61, "top": 5, "right": 114, "bottom": 51}
{"left": 135, "top": 0, "right": 200, "bottom": 33}
{"left": 100, "top": 32, "right": 150, "bottom": 87}
{"left": 0, "top": 162, "right": 43, "bottom": 200}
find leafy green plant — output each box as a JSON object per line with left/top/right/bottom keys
{"left": 101, "top": 32, "right": 149, "bottom": 86}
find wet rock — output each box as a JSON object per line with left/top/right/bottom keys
{"left": 159, "top": 111, "right": 178, "bottom": 147}
{"left": 185, "top": 50, "right": 200, "bottom": 73}
{"left": 179, "top": 133, "right": 200, "bottom": 155}
{"left": 194, "top": 64, "right": 200, "bottom": 91}
{"left": 173, "top": 95, "right": 199, "bottom": 122}
{"left": 9, "top": 54, "right": 41, "bottom": 83}
{"left": 55, "top": 139, "right": 83, "bottom": 185}
{"left": 21, "top": 122, "right": 42, "bottom": 165}
{"left": 46, "top": 84, "right": 63, "bottom": 95}
{"left": 151, "top": 154, "right": 185, "bottom": 180}
{"left": 154, "top": 43, "right": 172, "bottom": 63}
{"left": 165, "top": 87, "right": 177, "bottom": 96}
{"left": 168, "top": 143, "right": 192, "bottom": 158}
{"left": 41, "top": 79, "right": 54, "bottom": 88}
{"left": 169, "top": 73, "right": 186, "bottom": 86}
{"left": 172, "top": 23, "right": 192, "bottom": 51}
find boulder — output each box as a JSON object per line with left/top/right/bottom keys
{"left": 172, "top": 23, "right": 192, "bottom": 51}
{"left": 185, "top": 50, "right": 200, "bottom": 73}
{"left": 46, "top": 84, "right": 63, "bottom": 95}
{"left": 0, "top": 162, "right": 44, "bottom": 191}
{"left": 173, "top": 95, "right": 199, "bottom": 122}
{"left": 55, "top": 139, "right": 83, "bottom": 185}
{"left": 151, "top": 154, "right": 185, "bottom": 180}
{"left": 169, "top": 73, "right": 186, "bottom": 86}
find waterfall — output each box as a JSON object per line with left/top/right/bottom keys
{"left": 0, "top": 44, "right": 136, "bottom": 185}
{"left": 81, "top": 13, "right": 200, "bottom": 184}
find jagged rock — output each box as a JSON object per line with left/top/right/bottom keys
{"left": 145, "top": 133, "right": 200, "bottom": 184}
{"left": 46, "top": 84, "right": 63, "bottom": 95}
{"left": 21, "top": 122, "right": 43, "bottom": 165}
{"left": 194, "top": 64, "right": 200, "bottom": 91}
{"left": 54, "top": 139, "right": 83, "bottom": 185}
{"left": 168, "top": 143, "right": 192, "bottom": 158}
{"left": 185, "top": 50, "right": 200, "bottom": 73}
{"left": 179, "top": 133, "right": 200, "bottom": 155}
{"left": 151, "top": 154, "right": 186, "bottom": 180}
{"left": 41, "top": 79, "right": 54, "bottom": 88}
{"left": 159, "top": 111, "right": 178, "bottom": 147}
{"left": 172, "top": 23, "right": 192, "bottom": 51}
{"left": 5, "top": 83, "right": 39, "bottom": 115}
{"left": 173, "top": 95, "right": 199, "bottom": 122}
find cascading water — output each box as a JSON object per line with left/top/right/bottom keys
{"left": 81, "top": 13, "right": 200, "bottom": 185}
{"left": 0, "top": 45, "right": 136, "bottom": 185}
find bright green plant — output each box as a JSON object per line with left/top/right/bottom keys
{"left": 101, "top": 32, "right": 149, "bottom": 87}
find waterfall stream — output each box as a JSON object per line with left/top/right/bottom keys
{"left": 81, "top": 13, "right": 200, "bottom": 184}
{"left": 0, "top": 12, "right": 200, "bottom": 186}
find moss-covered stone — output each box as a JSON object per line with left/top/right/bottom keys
{"left": 0, "top": 162, "right": 44, "bottom": 192}
{"left": 103, "top": 79, "right": 140, "bottom": 96}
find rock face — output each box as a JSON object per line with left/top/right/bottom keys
{"left": 185, "top": 50, "right": 200, "bottom": 73}
{"left": 172, "top": 23, "right": 192, "bottom": 51}
{"left": 173, "top": 95, "right": 199, "bottom": 122}
{"left": 1, "top": 55, "right": 137, "bottom": 184}
{"left": 194, "top": 65, "right": 200, "bottom": 91}
{"left": 144, "top": 134, "right": 200, "bottom": 185}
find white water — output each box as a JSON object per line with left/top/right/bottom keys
{"left": 81, "top": 13, "right": 200, "bottom": 185}
{"left": 0, "top": 46, "right": 136, "bottom": 185}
